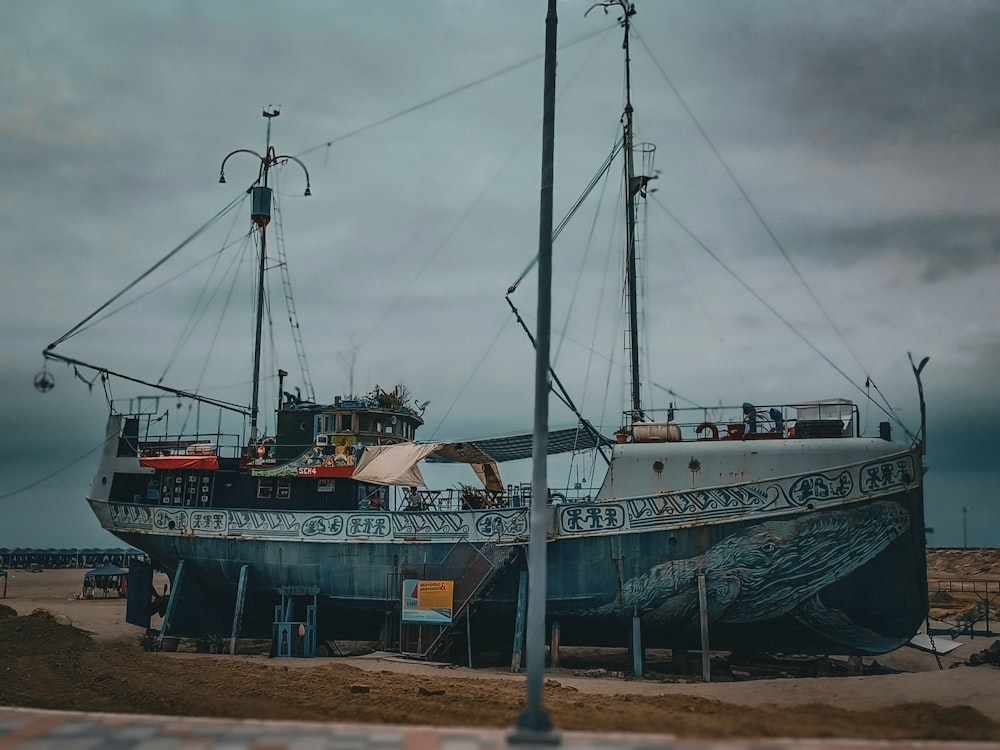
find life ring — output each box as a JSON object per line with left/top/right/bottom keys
{"left": 695, "top": 422, "right": 719, "bottom": 441}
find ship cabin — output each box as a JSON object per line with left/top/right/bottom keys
{"left": 266, "top": 393, "right": 424, "bottom": 466}
{"left": 109, "top": 390, "right": 425, "bottom": 513}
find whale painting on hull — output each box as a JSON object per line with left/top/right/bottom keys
{"left": 587, "top": 500, "right": 913, "bottom": 653}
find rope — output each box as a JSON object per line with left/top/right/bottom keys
{"left": 508, "top": 139, "right": 623, "bottom": 295}
{"left": 631, "top": 27, "right": 912, "bottom": 434}
{"left": 648, "top": 192, "right": 909, "bottom": 434}
{"left": 46, "top": 192, "right": 247, "bottom": 352}
{"left": 293, "top": 25, "right": 615, "bottom": 161}
{"left": 0, "top": 436, "right": 113, "bottom": 501}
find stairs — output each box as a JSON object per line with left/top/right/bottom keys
{"left": 400, "top": 539, "right": 519, "bottom": 662}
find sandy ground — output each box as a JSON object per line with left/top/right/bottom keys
{"left": 2, "top": 554, "right": 999, "bottom": 740}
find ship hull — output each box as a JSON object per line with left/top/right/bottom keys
{"left": 90, "top": 437, "right": 927, "bottom": 656}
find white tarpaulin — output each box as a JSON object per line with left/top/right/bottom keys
{"left": 353, "top": 443, "right": 441, "bottom": 486}
{"left": 353, "top": 442, "right": 502, "bottom": 491}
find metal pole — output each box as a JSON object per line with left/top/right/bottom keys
{"left": 509, "top": 0, "right": 559, "bottom": 744}
{"left": 963, "top": 507, "right": 969, "bottom": 548}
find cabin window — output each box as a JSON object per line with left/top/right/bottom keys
{"left": 339, "top": 414, "right": 353, "bottom": 432}
{"left": 257, "top": 479, "right": 274, "bottom": 499}
{"left": 358, "top": 416, "right": 370, "bottom": 432}
{"left": 277, "top": 478, "right": 291, "bottom": 500}
{"left": 158, "top": 471, "right": 213, "bottom": 505}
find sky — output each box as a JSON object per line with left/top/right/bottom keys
{"left": 1, "top": 0, "right": 997, "bottom": 550}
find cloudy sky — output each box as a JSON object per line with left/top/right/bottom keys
{"left": 2, "top": 0, "right": 997, "bottom": 550}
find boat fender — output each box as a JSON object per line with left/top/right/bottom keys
{"left": 695, "top": 422, "right": 719, "bottom": 441}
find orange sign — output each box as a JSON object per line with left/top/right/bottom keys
{"left": 401, "top": 579, "right": 454, "bottom": 624}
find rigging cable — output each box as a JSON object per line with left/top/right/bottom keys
{"left": 505, "top": 296, "right": 612, "bottom": 466}
{"left": 0, "top": 434, "right": 115, "bottom": 501}
{"left": 508, "top": 139, "right": 623, "bottom": 295}
{"left": 424, "top": 315, "right": 512, "bottom": 442}
{"left": 158, "top": 193, "right": 252, "bottom": 386}
{"left": 649, "top": 192, "right": 911, "bottom": 438}
{"left": 632, "top": 28, "right": 897, "bottom": 421}
{"left": 349, "top": 27, "right": 617, "bottom": 354}
{"left": 292, "top": 25, "right": 616, "bottom": 162}
{"left": 46, "top": 192, "right": 247, "bottom": 352}
{"left": 270, "top": 176, "right": 316, "bottom": 402}
{"left": 191, "top": 233, "right": 252, "bottom": 394}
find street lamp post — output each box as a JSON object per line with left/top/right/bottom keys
{"left": 962, "top": 506, "right": 969, "bottom": 549}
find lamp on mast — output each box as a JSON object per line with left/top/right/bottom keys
{"left": 218, "top": 108, "right": 311, "bottom": 442}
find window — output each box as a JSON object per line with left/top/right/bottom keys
{"left": 277, "top": 478, "right": 291, "bottom": 500}
{"left": 257, "top": 479, "right": 274, "bottom": 499}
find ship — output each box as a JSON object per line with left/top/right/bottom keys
{"left": 41, "top": 2, "right": 928, "bottom": 661}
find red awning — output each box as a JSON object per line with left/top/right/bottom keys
{"left": 139, "top": 456, "right": 219, "bottom": 471}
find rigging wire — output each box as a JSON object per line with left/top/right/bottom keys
{"left": 158, "top": 196, "right": 252, "bottom": 386}
{"left": 0, "top": 436, "right": 113, "bottom": 501}
{"left": 631, "top": 28, "right": 892, "bottom": 414}
{"left": 555, "top": 132, "right": 620, "bottom": 364}
{"left": 45, "top": 191, "right": 247, "bottom": 352}
{"left": 648, "top": 192, "right": 910, "bottom": 436}
{"left": 292, "top": 25, "right": 616, "bottom": 162}
{"left": 271, "top": 177, "right": 316, "bottom": 402}
{"left": 508, "top": 139, "right": 623, "bottom": 295}
{"left": 350, "top": 26, "right": 617, "bottom": 355}
{"left": 425, "top": 315, "right": 513, "bottom": 442}
{"left": 193, "top": 234, "right": 251, "bottom": 395}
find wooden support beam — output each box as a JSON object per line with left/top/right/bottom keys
{"left": 229, "top": 564, "right": 250, "bottom": 655}
{"left": 510, "top": 570, "right": 528, "bottom": 672}
{"left": 697, "top": 572, "right": 711, "bottom": 683}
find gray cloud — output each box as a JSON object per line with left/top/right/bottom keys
{"left": 1, "top": 1, "right": 998, "bottom": 549}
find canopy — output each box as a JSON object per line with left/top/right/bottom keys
{"left": 428, "top": 426, "right": 611, "bottom": 464}
{"left": 352, "top": 426, "right": 610, "bottom": 492}
{"left": 353, "top": 443, "right": 443, "bottom": 487}
{"left": 85, "top": 564, "right": 127, "bottom": 577}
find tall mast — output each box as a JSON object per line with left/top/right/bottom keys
{"left": 590, "top": 1, "right": 643, "bottom": 423}
{"left": 620, "top": 2, "right": 642, "bottom": 422}
{"left": 219, "top": 109, "right": 312, "bottom": 441}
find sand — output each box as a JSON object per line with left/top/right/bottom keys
{"left": 1, "top": 554, "right": 999, "bottom": 741}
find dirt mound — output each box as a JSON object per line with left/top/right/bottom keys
{"left": 0, "top": 609, "right": 998, "bottom": 741}
{"left": 0, "top": 607, "right": 94, "bottom": 657}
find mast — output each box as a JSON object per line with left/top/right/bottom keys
{"left": 219, "top": 109, "right": 312, "bottom": 441}
{"left": 590, "top": 1, "right": 644, "bottom": 424}
{"left": 620, "top": 2, "right": 642, "bottom": 422}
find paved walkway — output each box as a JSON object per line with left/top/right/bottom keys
{"left": 1, "top": 706, "right": 995, "bottom": 750}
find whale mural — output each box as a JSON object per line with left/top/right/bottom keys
{"left": 587, "top": 500, "right": 912, "bottom": 653}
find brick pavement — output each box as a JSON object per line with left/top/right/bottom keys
{"left": 1, "top": 706, "right": 996, "bottom": 750}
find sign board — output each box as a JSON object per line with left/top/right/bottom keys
{"left": 401, "top": 579, "right": 454, "bottom": 625}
